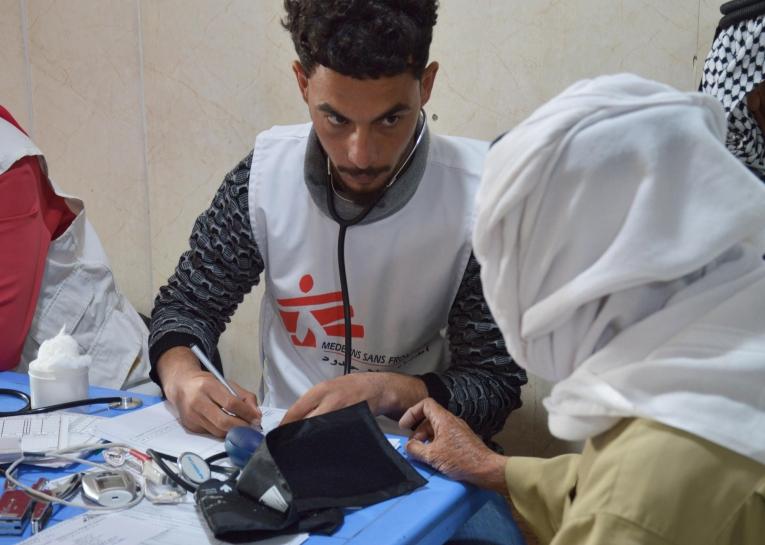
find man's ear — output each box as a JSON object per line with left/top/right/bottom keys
{"left": 292, "top": 61, "right": 310, "bottom": 104}
{"left": 419, "top": 62, "right": 439, "bottom": 107}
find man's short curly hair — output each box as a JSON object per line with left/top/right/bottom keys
{"left": 282, "top": 0, "right": 439, "bottom": 79}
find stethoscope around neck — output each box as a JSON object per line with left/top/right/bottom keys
{"left": 325, "top": 111, "right": 427, "bottom": 376}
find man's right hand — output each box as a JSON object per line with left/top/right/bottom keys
{"left": 157, "top": 346, "right": 261, "bottom": 438}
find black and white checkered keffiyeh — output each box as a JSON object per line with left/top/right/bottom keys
{"left": 702, "top": 15, "right": 765, "bottom": 180}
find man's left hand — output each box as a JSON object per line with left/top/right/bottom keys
{"left": 280, "top": 372, "right": 428, "bottom": 425}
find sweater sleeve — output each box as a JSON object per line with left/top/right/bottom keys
{"left": 148, "top": 152, "right": 264, "bottom": 387}
{"left": 421, "top": 253, "right": 527, "bottom": 439}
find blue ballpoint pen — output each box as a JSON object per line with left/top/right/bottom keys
{"left": 190, "top": 344, "right": 263, "bottom": 430}
{"left": 190, "top": 344, "right": 238, "bottom": 397}
{"left": 190, "top": 344, "right": 238, "bottom": 416}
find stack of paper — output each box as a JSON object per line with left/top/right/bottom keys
{"left": 18, "top": 500, "right": 308, "bottom": 545}
{"left": 95, "top": 401, "right": 286, "bottom": 458}
{"left": 0, "top": 413, "right": 105, "bottom": 465}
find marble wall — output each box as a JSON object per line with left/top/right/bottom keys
{"left": 2, "top": 0, "right": 722, "bottom": 455}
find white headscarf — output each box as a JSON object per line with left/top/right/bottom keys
{"left": 474, "top": 74, "right": 765, "bottom": 464}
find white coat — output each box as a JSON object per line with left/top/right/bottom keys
{"left": 0, "top": 118, "right": 150, "bottom": 390}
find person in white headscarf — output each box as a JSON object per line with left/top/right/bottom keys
{"left": 399, "top": 74, "right": 765, "bottom": 544}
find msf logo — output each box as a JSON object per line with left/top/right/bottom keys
{"left": 277, "top": 274, "right": 365, "bottom": 348}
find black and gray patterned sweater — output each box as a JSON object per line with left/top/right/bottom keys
{"left": 149, "top": 126, "right": 527, "bottom": 440}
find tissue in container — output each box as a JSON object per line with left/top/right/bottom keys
{"left": 28, "top": 328, "right": 90, "bottom": 409}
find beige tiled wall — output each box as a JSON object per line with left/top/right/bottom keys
{"left": 3, "top": 0, "right": 723, "bottom": 455}
{"left": 1, "top": 0, "right": 30, "bottom": 129}
{"left": 15, "top": 0, "right": 153, "bottom": 313}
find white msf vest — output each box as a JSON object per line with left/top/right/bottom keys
{"left": 249, "top": 123, "right": 487, "bottom": 409}
{"left": 0, "top": 118, "right": 150, "bottom": 390}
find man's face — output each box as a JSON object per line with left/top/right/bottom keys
{"left": 294, "top": 62, "right": 438, "bottom": 197}
{"left": 748, "top": 81, "right": 765, "bottom": 137}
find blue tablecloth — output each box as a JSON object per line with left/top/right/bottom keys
{"left": 0, "top": 371, "right": 490, "bottom": 545}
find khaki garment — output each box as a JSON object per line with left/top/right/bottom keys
{"left": 505, "top": 418, "right": 765, "bottom": 545}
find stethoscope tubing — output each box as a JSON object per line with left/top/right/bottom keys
{"left": 0, "top": 388, "right": 135, "bottom": 416}
{"left": 326, "top": 114, "right": 428, "bottom": 376}
{"left": 146, "top": 448, "right": 234, "bottom": 493}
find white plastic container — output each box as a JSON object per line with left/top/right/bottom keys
{"left": 29, "top": 365, "right": 89, "bottom": 409}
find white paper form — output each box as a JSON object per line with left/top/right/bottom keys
{"left": 259, "top": 406, "right": 287, "bottom": 433}
{"left": 96, "top": 401, "right": 287, "bottom": 458}
{"left": 17, "top": 512, "right": 161, "bottom": 545}
{"left": 18, "top": 500, "right": 308, "bottom": 545}
{"left": 68, "top": 413, "right": 108, "bottom": 436}
{"left": 0, "top": 412, "right": 109, "bottom": 466}
{"left": 122, "top": 502, "right": 307, "bottom": 545}
{"left": 95, "top": 401, "right": 223, "bottom": 458}
{"left": 64, "top": 413, "right": 109, "bottom": 447}
{"left": 0, "top": 414, "right": 69, "bottom": 462}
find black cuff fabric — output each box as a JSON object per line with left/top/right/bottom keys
{"left": 148, "top": 331, "right": 213, "bottom": 392}
{"left": 418, "top": 373, "right": 451, "bottom": 408}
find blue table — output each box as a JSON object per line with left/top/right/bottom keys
{"left": 0, "top": 372, "right": 491, "bottom": 545}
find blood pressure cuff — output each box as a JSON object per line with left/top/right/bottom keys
{"left": 195, "top": 402, "right": 426, "bottom": 542}
{"left": 195, "top": 478, "right": 343, "bottom": 542}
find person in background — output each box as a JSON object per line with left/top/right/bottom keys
{"left": 0, "top": 105, "right": 153, "bottom": 392}
{"left": 400, "top": 74, "right": 765, "bottom": 544}
{"left": 701, "top": 0, "right": 765, "bottom": 180}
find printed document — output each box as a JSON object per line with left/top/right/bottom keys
{"left": 96, "top": 401, "right": 286, "bottom": 457}
{"left": 0, "top": 413, "right": 105, "bottom": 464}
{"left": 18, "top": 500, "right": 308, "bottom": 545}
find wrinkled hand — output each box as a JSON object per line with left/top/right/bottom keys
{"left": 281, "top": 372, "right": 428, "bottom": 425}
{"left": 399, "top": 398, "right": 508, "bottom": 494}
{"left": 159, "top": 347, "right": 261, "bottom": 438}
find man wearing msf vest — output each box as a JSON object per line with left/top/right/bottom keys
{"left": 149, "top": 0, "right": 528, "bottom": 451}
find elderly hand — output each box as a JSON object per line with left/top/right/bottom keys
{"left": 280, "top": 372, "right": 428, "bottom": 425}
{"left": 399, "top": 398, "right": 508, "bottom": 494}
{"left": 158, "top": 347, "right": 261, "bottom": 438}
